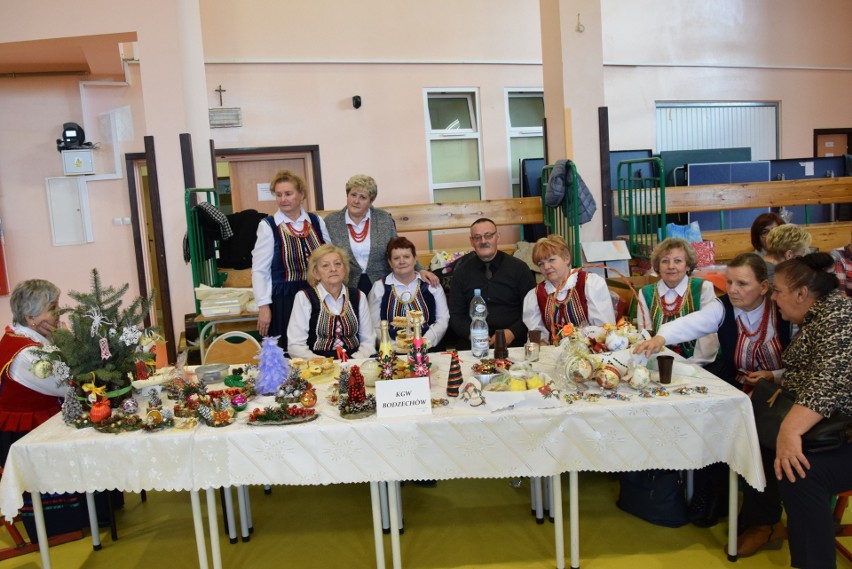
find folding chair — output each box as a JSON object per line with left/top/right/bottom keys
{"left": 203, "top": 331, "right": 261, "bottom": 366}
{"left": 202, "top": 331, "right": 261, "bottom": 543}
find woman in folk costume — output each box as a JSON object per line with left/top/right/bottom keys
{"left": 634, "top": 237, "right": 720, "bottom": 365}
{"left": 287, "top": 245, "right": 376, "bottom": 360}
{"left": 252, "top": 169, "right": 331, "bottom": 351}
{"left": 0, "top": 279, "right": 88, "bottom": 541}
{"left": 368, "top": 236, "right": 449, "bottom": 350}
{"left": 522, "top": 234, "right": 615, "bottom": 344}
{"left": 636, "top": 252, "right": 790, "bottom": 389}
{"left": 634, "top": 253, "right": 791, "bottom": 534}
{"left": 323, "top": 174, "right": 438, "bottom": 296}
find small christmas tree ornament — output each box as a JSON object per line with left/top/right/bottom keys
{"left": 300, "top": 389, "right": 317, "bottom": 408}
{"left": 256, "top": 336, "right": 289, "bottom": 395}
{"left": 338, "top": 366, "right": 350, "bottom": 396}
{"left": 337, "top": 364, "right": 377, "bottom": 417}
{"left": 446, "top": 350, "right": 463, "bottom": 397}
{"left": 61, "top": 387, "right": 84, "bottom": 424}
{"left": 348, "top": 365, "right": 366, "bottom": 405}
{"left": 148, "top": 389, "right": 163, "bottom": 409}
{"left": 275, "top": 365, "right": 312, "bottom": 404}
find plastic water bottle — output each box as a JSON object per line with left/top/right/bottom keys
{"left": 469, "top": 289, "right": 488, "bottom": 320}
{"left": 470, "top": 289, "right": 489, "bottom": 358}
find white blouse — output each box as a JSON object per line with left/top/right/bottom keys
{"left": 368, "top": 274, "right": 449, "bottom": 349}
{"left": 8, "top": 324, "right": 69, "bottom": 397}
{"left": 251, "top": 209, "right": 332, "bottom": 306}
{"left": 522, "top": 270, "right": 616, "bottom": 343}
{"left": 637, "top": 276, "right": 721, "bottom": 366}
{"left": 656, "top": 297, "right": 784, "bottom": 381}
{"left": 344, "top": 209, "right": 371, "bottom": 272}
{"left": 287, "top": 283, "right": 376, "bottom": 360}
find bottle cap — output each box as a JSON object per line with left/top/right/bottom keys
{"left": 474, "top": 289, "right": 481, "bottom": 296}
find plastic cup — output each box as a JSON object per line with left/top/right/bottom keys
{"left": 657, "top": 355, "right": 674, "bottom": 385}
{"left": 494, "top": 329, "right": 509, "bottom": 360}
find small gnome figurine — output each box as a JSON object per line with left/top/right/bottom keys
{"left": 446, "top": 350, "right": 463, "bottom": 397}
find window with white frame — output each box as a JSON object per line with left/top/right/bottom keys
{"left": 506, "top": 90, "right": 544, "bottom": 198}
{"left": 425, "top": 90, "right": 483, "bottom": 203}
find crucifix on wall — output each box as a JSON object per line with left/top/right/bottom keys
{"left": 214, "top": 85, "right": 227, "bottom": 107}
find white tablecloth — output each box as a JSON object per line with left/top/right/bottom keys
{"left": 0, "top": 347, "right": 765, "bottom": 521}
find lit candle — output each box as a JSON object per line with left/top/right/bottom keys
{"left": 524, "top": 341, "right": 540, "bottom": 362}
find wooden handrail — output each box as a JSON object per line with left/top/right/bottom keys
{"left": 617, "top": 220, "right": 852, "bottom": 263}
{"left": 614, "top": 176, "right": 852, "bottom": 216}
{"left": 319, "top": 197, "right": 543, "bottom": 232}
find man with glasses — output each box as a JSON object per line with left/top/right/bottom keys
{"left": 447, "top": 218, "right": 536, "bottom": 350}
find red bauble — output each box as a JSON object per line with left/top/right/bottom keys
{"left": 90, "top": 400, "right": 112, "bottom": 424}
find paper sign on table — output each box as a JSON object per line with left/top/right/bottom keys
{"left": 375, "top": 376, "right": 432, "bottom": 418}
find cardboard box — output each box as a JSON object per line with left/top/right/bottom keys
{"left": 580, "top": 241, "right": 632, "bottom": 279}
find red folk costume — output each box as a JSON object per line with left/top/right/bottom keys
{"left": 0, "top": 326, "right": 62, "bottom": 432}
{"left": 534, "top": 270, "right": 591, "bottom": 339}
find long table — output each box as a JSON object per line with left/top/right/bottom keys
{"left": 0, "top": 347, "right": 765, "bottom": 568}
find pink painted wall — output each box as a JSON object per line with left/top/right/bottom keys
{"left": 206, "top": 62, "right": 543, "bottom": 211}
{"left": 201, "top": 0, "right": 543, "bottom": 63}
{"left": 599, "top": 0, "right": 852, "bottom": 156}
{"left": 0, "top": 74, "right": 142, "bottom": 317}
{"left": 601, "top": 0, "right": 852, "bottom": 69}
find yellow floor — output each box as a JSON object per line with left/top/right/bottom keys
{"left": 2, "top": 473, "right": 850, "bottom": 568}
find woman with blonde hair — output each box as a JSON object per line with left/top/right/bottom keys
{"left": 522, "top": 234, "right": 615, "bottom": 344}
{"left": 252, "top": 169, "right": 330, "bottom": 351}
{"left": 286, "top": 244, "right": 375, "bottom": 360}
{"left": 324, "top": 174, "right": 437, "bottom": 296}
{"left": 763, "top": 224, "right": 812, "bottom": 282}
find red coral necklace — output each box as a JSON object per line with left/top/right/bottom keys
{"left": 348, "top": 219, "right": 370, "bottom": 243}
{"left": 660, "top": 292, "right": 685, "bottom": 318}
{"left": 285, "top": 220, "right": 311, "bottom": 238}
